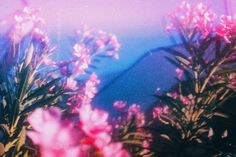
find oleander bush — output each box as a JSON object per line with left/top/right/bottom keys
{"left": 0, "top": 1, "right": 236, "bottom": 157}
{"left": 145, "top": 2, "right": 236, "bottom": 156}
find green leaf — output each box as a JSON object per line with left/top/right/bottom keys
{"left": 160, "top": 134, "right": 172, "bottom": 142}
{"left": 213, "top": 112, "right": 228, "bottom": 118}
{"left": 24, "top": 78, "right": 60, "bottom": 102}
{"left": 175, "top": 56, "right": 191, "bottom": 67}
{"left": 160, "top": 47, "right": 189, "bottom": 60}
{"left": 16, "top": 126, "right": 26, "bottom": 151}
{"left": 21, "top": 91, "right": 62, "bottom": 115}
{"left": 24, "top": 44, "right": 34, "bottom": 68}
{"left": 165, "top": 56, "right": 184, "bottom": 69}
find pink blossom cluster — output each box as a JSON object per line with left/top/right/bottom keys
{"left": 112, "top": 101, "right": 152, "bottom": 155}
{"left": 75, "top": 25, "right": 120, "bottom": 60}
{"left": 167, "top": 1, "right": 216, "bottom": 37}
{"left": 27, "top": 107, "right": 81, "bottom": 157}
{"left": 79, "top": 105, "right": 130, "bottom": 157}
{"left": 66, "top": 73, "right": 100, "bottom": 112}
{"left": 10, "top": 7, "right": 47, "bottom": 43}
{"left": 57, "top": 28, "right": 120, "bottom": 77}
{"left": 167, "top": 92, "right": 192, "bottom": 105}
{"left": 27, "top": 106, "right": 130, "bottom": 157}
{"left": 64, "top": 77, "right": 78, "bottom": 91}
{"left": 152, "top": 105, "right": 169, "bottom": 119}
{"left": 61, "top": 25, "right": 120, "bottom": 77}
{"left": 226, "top": 73, "right": 236, "bottom": 90}
{"left": 51, "top": 27, "right": 120, "bottom": 90}
{"left": 192, "top": 3, "right": 216, "bottom": 37}
{"left": 167, "top": 1, "right": 236, "bottom": 42}
{"left": 84, "top": 73, "right": 100, "bottom": 100}
{"left": 113, "top": 101, "right": 127, "bottom": 109}
{"left": 72, "top": 44, "right": 91, "bottom": 76}
{"left": 113, "top": 101, "right": 145, "bottom": 127}
{"left": 215, "top": 15, "right": 236, "bottom": 43}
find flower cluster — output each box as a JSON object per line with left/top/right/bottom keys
{"left": 113, "top": 101, "right": 127, "bottom": 109}
{"left": 167, "top": 1, "right": 236, "bottom": 43}
{"left": 113, "top": 101, "right": 146, "bottom": 128}
{"left": 56, "top": 25, "right": 120, "bottom": 77}
{"left": 229, "top": 73, "right": 236, "bottom": 88}
{"left": 27, "top": 106, "right": 130, "bottom": 157}
{"left": 66, "top": 73, "right": 100, "bottom": 112}
{"left": 72, "top": 44, "right": 91, "bottom": 76}
{"left": 152, "top": 105, "right": 169, "bottom": 119}
{"left": 167, "top": 1, "right": 216, "bottom": 37}
{"left": 27, "top": 108, "right": 80, "bottom": 157}
{"left": 112, "top": 101, "right": 152, "bottom": 156}
{"left": 167, "top": 92, "right": 192, "bottom": 105}
{"left": 56, "top": 26, "right": 120, "bottom": 78}
{"left": 215, "top": 15, "right": 236, "bottom": 43}
{"left": 10, "top": 7, "right": 47, "bottom": 43}
{"left": 75, "top": 25, "right": 120, "bottom": 59}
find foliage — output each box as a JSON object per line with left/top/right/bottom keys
{"left": 0, "top": 5, "right": 128, "bottom": 157}
{"left": 112, "top": 102, "right": 153, "bottom": 157}
{"left": 0, "top": 7, "right": 62, "bottom": 156}
{"left": 147, "top": 1, "right": 236, "bottom": 156}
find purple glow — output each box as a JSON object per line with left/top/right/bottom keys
{"left": 1, "top": 0, "right": 234, "bottom": 36}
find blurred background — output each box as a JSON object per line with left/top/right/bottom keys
{"left": 0, "top": 0, "right": 235, "bottom": 111}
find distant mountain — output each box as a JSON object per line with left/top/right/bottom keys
{"left": 93, "top": 46, "right": 179, "bottom": 112}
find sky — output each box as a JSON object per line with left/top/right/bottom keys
{"left": 0, "top": 0, "right": 229, "bottom": 33}
{"left": 0, "top": 0, "right": 234, "bottom": 75}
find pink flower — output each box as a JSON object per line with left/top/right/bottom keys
{"left": 113, "top": 101, "right": 127, "bottom": 109}
{"left": 33, "top": 27, "right": 49, "bottom": 44}
{"left": 127, "top": 104, "right": 146, "bottom": 127}
{"left": 109, "top": 35, "right": 120, "bottom": 51}
{"left": 64, "top": 77, "right": 78, "bottom": 90}
{"left": 152, "top": 105, "right": 169, "bottom": 119}
{"left": 152, "top": 107, "right": 163, "bottom": 119}
{"left": 106, "top": 35, "right": 120, "bottom": 59}
{"left": 193, "top": 3, "right": 216, "bottom": 36}
{"left": 176, "top": 68, "right": 183, "bottom": 79}
{"left": 73, "top": 44, "right": 90, "bottom": 58}
{"left": 136, "top": 112, "right": 146, "bottom": 127}
{"left": 227, "top": 73, "right": 236, "bottom": 89}
{"left": 141, "top": 140, "right": 151, "bottom": 155}
{"left": 169, "top": 92, "right": 178, "bottom": 99}
{"left": 79, "top": 105, "right": 112, "bottom": 149}
{"left": 127, "top": 104, "right": 141, "bottom": 119}
{"left": 128, "top": 104, "right": 141, "bottom": 115}
{"left": 163, "top": 106, "right": 169, "bottom": 114}
{"left": 27, "top": 107, "right": 80, "bottom": 157}
{"left": 42, "top": 55, "right": 54, "bottom": 66}
{"left": 73, "top": 44, "right": 91, "bottom": 76}
{"left": 76, "top": 26, "right": 120, "bottom": 59}
{"left": 10, "top": 7, "right": 45, "bottom": 43}
{"left": 180, "top": 96, "right": 191, "bottom": 105}
{"left": 215, "top": 15, "right": 236, "bottom": 43}
{"left": 102, "top": 143, "right": 130, "bottom": 157}
{"left": 142, "top": 140, "right": 149, "bottom": 149}
{"left": 83, "top": 73, "right": 100, "bottom": 101}
{"left": 27, "top": 106, "right": 130, "bottom": 157}
{"left": 169, "top": 1, "right": 216, "bottom": 37}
